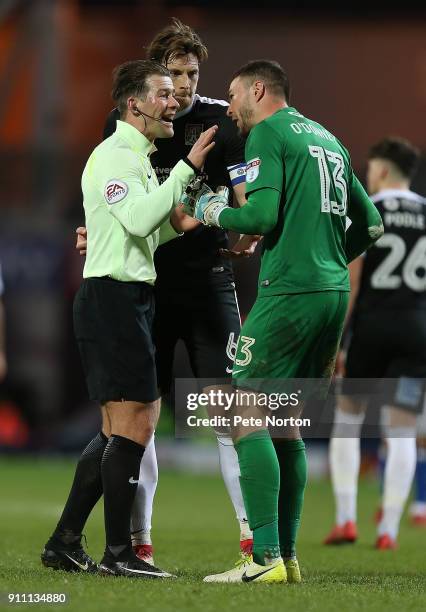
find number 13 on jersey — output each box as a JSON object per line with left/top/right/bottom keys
{"left": 309, "top": 145, "right": 348, "bottom": 216}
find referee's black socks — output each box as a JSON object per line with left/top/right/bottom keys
{"left": 52, "top": 431, "right": 108, "bottom": 546}
{"left": 101, "top": 435, "right": 145, "bottom": 559}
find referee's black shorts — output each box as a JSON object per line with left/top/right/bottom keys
{"left": 343, "top": 310, "right": 426, "bottom": 413}
{"left": 73, "top": 276, "right": 158, "bottom": 404}
{"left": 154, "top": 281, "right": 241, "bottom": 394}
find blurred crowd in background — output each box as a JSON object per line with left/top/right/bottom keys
{"left": 0, "top": 0, "right": 425, "bottom": 458}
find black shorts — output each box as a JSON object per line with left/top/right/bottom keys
{"left": 344, "top": 310, "right": 426, "bottom": 413}
{"left": 73, "top": 277, "right": 158, "bottom": 404}
{"left": 154, "top": 282, "right": 241, "bottom": 393}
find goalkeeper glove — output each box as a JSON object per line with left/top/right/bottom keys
{"left": 194, "top": 186, "right": 230, "bottom": 227}
{"left": 180, "top": 177, "right": 212, "bottom": 216}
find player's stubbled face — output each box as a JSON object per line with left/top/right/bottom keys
{"left": 227, "top": 77, "right": 254, "bottom": 136}
{"left": 166, "top": 53, "right": 199, "bottom": 110}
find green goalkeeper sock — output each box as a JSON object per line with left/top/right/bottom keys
{"left": 235, "top": 430, "right": 280, "bottom": 565}
{"left": 273, "top": 438, "right": 307, "bottom": 559}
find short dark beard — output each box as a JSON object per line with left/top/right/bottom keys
{"left": 239, "top": 102, "right": 254, "bottom": 136}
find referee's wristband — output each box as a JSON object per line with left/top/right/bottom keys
{"left": 183, "top": 157, "right": 200, "bottom": 174}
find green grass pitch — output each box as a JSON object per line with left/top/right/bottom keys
{"left": 1, "top": 457, "right": 425, "bottom": 612}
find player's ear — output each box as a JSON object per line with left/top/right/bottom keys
{"left": 253, "top": 80, "right": 266, "bottom": 102}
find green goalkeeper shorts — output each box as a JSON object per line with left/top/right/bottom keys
{"left": 232, "top": 291, "right": 349, "bottom": 390}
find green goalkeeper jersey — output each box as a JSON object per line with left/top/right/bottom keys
{"left": 222, "top": 107, "right": 377, "bottom": 296}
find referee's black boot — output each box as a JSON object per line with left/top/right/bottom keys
{"left": 41, "top": 533, "right": 98, "bottom": 573}
{"left": 99, "top": 546, "right": 176, "bottom": 579}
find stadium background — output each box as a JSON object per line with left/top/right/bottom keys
{"left": 1, "top": 2, "right": 426, "bottom": 609}
{"left": 1, "top": 0, "right": 426, "bottom": 456}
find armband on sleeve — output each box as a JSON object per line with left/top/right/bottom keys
{"left": 227, "top": 162, "right": 246, "bottom": 187}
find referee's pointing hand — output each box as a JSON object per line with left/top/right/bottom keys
{"left": 187, "top": 125, "right": 218, "bottom": 170}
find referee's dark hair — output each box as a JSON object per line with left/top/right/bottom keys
{"left": 232, "top": 60, "right": 290, "bottom": 103}
{"left": 146, "top": 18, "right": 208, "bottom": 65}
{"left": 112, "top": 60, "right": 170, "bottom": 117}
{"left": 368, "top": 137, "right": 420, "bottom": 180}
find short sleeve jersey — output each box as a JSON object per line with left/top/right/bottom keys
{"left": 245, "top": 107, "right": 371, "bottom": 295}
{"left": 354, "top": 189, "right": 426, "bottom": 313}
{"left": 104, "top": 95, "right": 246, "bottom": 289}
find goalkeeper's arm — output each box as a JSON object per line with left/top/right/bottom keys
{"left": 345, "top": 175, "right": 384, "bottom": 263}
{"left": 217, "top": 187, "right": 280, "bottom": 235}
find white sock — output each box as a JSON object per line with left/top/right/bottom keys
{"left": 216, "top": 435, "right": 252, "bottom": 540}
{"left": 379, "top": 431, "right": 417, "bottom": 540}
{"left": 130, "top": 436, "right": 158, "bottom": 546}
{"left": 329, "top": 408, "right": 365, "bottom": 525}
{"left": 410, "top": 501, "right": 426, "bottom": 516}
{"left": 239, "top": 519, "right": 252, "bottom": 541}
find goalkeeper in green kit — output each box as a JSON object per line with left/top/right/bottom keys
{"left": 188, "top": 60, "right": 384, "bottom": 584}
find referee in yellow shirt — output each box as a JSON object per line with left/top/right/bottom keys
{"left": 41, "top": 60, "right": 216, "bottom": 578}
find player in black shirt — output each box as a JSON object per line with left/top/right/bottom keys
{"left": 77, "top": 19, "right": 255, "bottom": 564}
{"left": 325, "top": 137, "right": 424, "bottom": 549}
